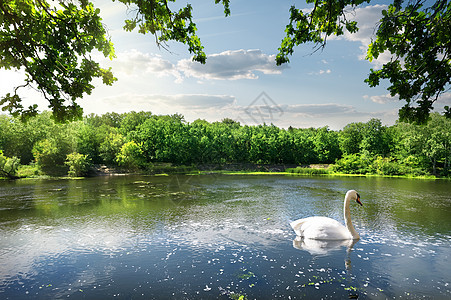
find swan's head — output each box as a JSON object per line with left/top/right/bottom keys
{"left": 347, "top": 190, "right": 363, "bottom": 206}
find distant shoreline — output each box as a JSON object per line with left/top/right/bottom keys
{"left": 6, "top": 163, "right": 441, "bottom": 181}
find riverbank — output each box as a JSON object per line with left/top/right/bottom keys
{"left": 185, "top": 163, "right": 441, "bottom": 180}
{"left": 3, "top": 162, "right": 445, "bottom": 181}
{"left": 204, "top": 170, "right": 439, "bottom": 180}
{"left": 93, "top": 163, "right": 321, "bottom": 176}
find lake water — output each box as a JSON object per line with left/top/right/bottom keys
{"left": 0, "top": 175, "right": 450, "bottom": 299}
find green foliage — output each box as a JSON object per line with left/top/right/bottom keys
{"left": 32, "top": 121, "right": 77, "bottom": 175}
{"left": 277, "top": 0, "right": 369, "bottom": 64}
{"left": 65, "top": 152, "right": 91, "bottom": 177}
{"left": 0, "top": 112, "right": 54, "bottom": 164}
{"left": 277, "top": 0, "right": 451, "bottom": 123}
{"left": 338, "top": 118, "right": 392, "bottom": 157}
{"left": 86, "top": 112, "right": 123, "bottom": 128}
{"left": 286, "top": 167, "right": 330, "bottom": 175}
{"left": 339, "top": 122, "right": 364, "bottom": 155}
{"left": 313, "top": 127, "right": 341, "bottom": 163}
{"left": 359, "top": 119, "right": 390, "bottom": 156}
{"left": 33, "top": 139, "right": 67, "bottom": 175}
{"left": 332, "top": 152, "right": 429, "bottom": 176}
{"left": 99, "top": 131, "right": 125, "bottom": 166}
{"left": 116, "top": 141, "right": 146, "bottom": 170}
{"left": 116, "top": 0, "right": 227, "bottom": 64}
{"left": 1, "top": 111, "right": 450, "bottom": 178}
{"left": 76, "top": 123, "right": 102, "bottom": 164}
{"left": 0, "top": 0, "right": 116, "bottom": 122}
{"left": 331, "top": 153, "right": 373, "bottom": 174}
{"left": 370, "top": 156, "right": 412, "bottom": 176}
{"left": 119, "top": 111, "right": 153, "bottom": 135}
{"left": 0, "top": 0, "right": 232, "bottom": 121}
{"left": 16, "top": 163, "right": 40, "bottom": 178}
{"left": 365, "top": 1, "right": 451, "bottom": 123}
{"left": 0, "top": 150, "right": 20, "bottom": 179}
{"left": 394, "top": 113, "right": 451, "bottom": 175}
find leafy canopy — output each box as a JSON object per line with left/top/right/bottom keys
{"left": 0, "top": 0, "right": 230, "bottom": 122}
{"left": 365, "top": 0, "right": 451, "bottom": 124}
{"left": 0, "top": 0, "right": 117, "bottom": 122}
{"left": 1, "top": 0, "right": 449, "bottom": 123}
{"left": 276, "top": 0, "right": 451, "bottom": 123}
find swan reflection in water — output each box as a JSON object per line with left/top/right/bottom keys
{"left": 292, "top": 236, "right": 360, "bottom": 298}
{"left": 292, "top": 236, "right": 359, "bottom": 258}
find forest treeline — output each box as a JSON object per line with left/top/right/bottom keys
{"left": 0, "top": 111, "right": 450, "bottom": 178}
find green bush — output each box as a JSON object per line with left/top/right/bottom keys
{"left": 331, "top": 153, "right": 372, "bottom": 174}
{"left": 33, "top": 139, "right": 69, "bottom": 175}
{"left": 332, "top": 154, "right": 429, "bottom": 176}
{"left": 16, "top": 164, "right": 40, "bottom": 178}
{"left": 400, "top": 155, "right": 428, "bottom": 176}
{"left": 65, "top": 152, "right": 91, "bottom": 177}
{"left": 371, "top": 156, "right": 399, "bottom": 175}
{"left": 116, "top": 141, "right": 146, "bottom": 170}
{"left": 99, "top": 131, "right": 125, "bottom": 166}
{"left": 0, "top": 150, "right": 20, "bottom": 179}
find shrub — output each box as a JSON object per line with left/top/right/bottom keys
{"left": 16, "top": 164, "right": 40, "bottom": 178}
{"left": 116, "top": 141, "right": 146, "bottom": 170}
{"left": 33, "top": 139, "right": 70, "bottom": 175}
{"left": 0, "top": 150, "right": 20, "bottom": 179}
{"left": 65, "top": 152, "right": 91, "bottom": 177}
{"left": 99, "top": 131, "right": 125, "bottom": 165}
{"left": 331, "top": 153, "right": 372, "bottom": 174}
{"left": 370, "top": 156, "right": 394, "bottom": 175}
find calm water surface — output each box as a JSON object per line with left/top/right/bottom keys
{"left": 0, "top": 175, "right": 450, "bottom": 299}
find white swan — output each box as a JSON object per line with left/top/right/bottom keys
{"left": 290, "top": 190, "right": 363, "bottom": 240}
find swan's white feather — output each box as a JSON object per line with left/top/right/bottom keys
{"left": 290, "top": 216, "right": 352, "bottom": 240}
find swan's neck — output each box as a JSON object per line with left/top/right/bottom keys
{"left": 344, "top": 195, "right": 360, "bottom": 239}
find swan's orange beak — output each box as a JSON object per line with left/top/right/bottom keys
{"left": 356, "top": 197, "right": 363, "bottom": 206}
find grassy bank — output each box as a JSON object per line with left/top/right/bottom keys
{"left": 2, "top": 163, "right": 445, "bottom": 181}
{"left": 194, "top": 166, "right": 442, "bottom": 180}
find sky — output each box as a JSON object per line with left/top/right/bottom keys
{"left": 2, "top": 0, "right": 450, "bottom": 130}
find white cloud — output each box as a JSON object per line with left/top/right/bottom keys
{"left": 365, "top": 92, "right": 451, "bottom": 107}
{"left": 100, "top": 49, "right": 289, "bottom": 83}
{"left": 364, "top": 93, "right": 398, "bottom": 104}
{"left": 86, "top": 93, "right": 236, "bottom": 115}
{"left": 143, "top": 94, "right": 237, "bottom": 109}
{"left": 177, "top": 49, "right": 289, "bottom": 80}
{"left": 0, "top": 69, "right": 26, "bottom": 92}
{"left": 308, "top": 69, "right": 331, "bottom": 75}
{"left": 342, "top": 5, "right": 387, "bottom": 45}
{"left": 283, "top": 103, "right": 356, "bottom": 115}
{"left": 107, "top": 50, "right": 183, "bottom": 82}
{"left": 97, "top": 0, "right": 126, "bottom": 20}
{"left": 338, "top": 5, "right": 393, "bottom": 68}
{"left": 436, "top": 92, "right": 451, "bottom": 106}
